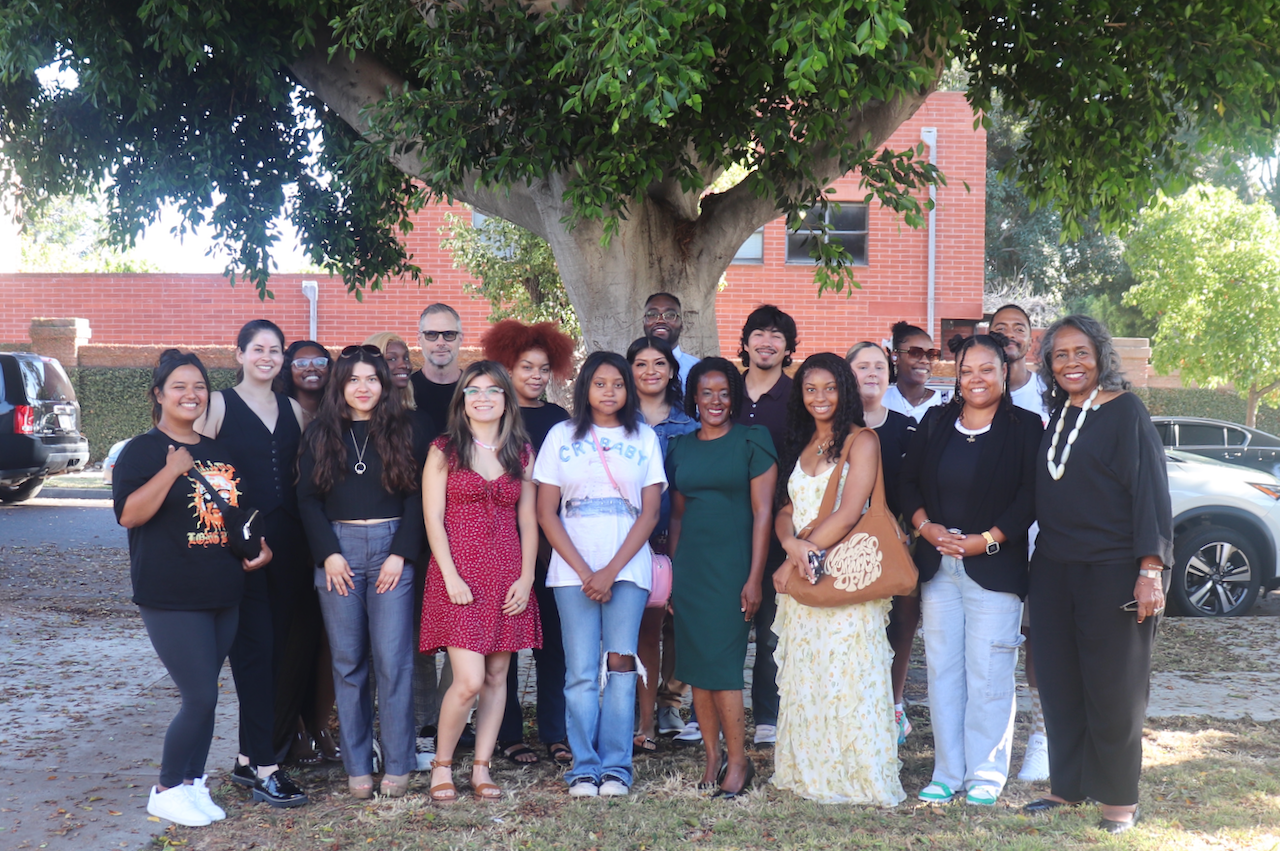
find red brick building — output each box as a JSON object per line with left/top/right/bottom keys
{"left": 0, "top": 92, "right": 984, "bottom": 359}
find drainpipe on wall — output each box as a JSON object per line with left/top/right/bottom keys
{"left": 920, "top": 127, "right": 938, "bottom": 339}
{"left": 301, "top": 280, "right": 319, "bottom": 342}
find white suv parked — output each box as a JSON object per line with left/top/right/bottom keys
{"left": 1167, "top": 449, "right": 1280, "bottom": 616}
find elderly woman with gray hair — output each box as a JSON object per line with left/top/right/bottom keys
{"left": 1021, "top": 315, "right": 1172, "bottom": 835}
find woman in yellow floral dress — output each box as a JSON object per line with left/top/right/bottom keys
{"left": 770, "top": 353, "right": 905, "bottom": 805}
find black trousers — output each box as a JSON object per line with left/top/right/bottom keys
{"left": 230, "top": 509, "right": 310, "bottom": 766}
{"left": 1029, "top": 554, "right": 1157, "bottom": 806}
{"left": 140, "top": 605, "right": 239, "bottom": 788}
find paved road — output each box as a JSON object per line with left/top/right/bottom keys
{"left": 0, "top": 498, "right": 125, "bottom": 548}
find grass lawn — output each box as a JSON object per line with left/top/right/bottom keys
{"left": 159, "top": 711, "right": 1280, "bottom": 851}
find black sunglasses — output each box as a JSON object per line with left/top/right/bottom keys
{"left": 895, "top": 346, "right": 942, "bottom": 362}
{"left": 419, "top": 330, "right": 460, "bottom": 342}
{"left": 339, "top": 344, "right": 384, "bottom": 359}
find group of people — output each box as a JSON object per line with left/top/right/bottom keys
{"left": 116, "top": 296, "right": 1170, "bottom": 836}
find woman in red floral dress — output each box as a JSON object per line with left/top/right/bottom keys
{"left": 420, "top": 361, "right": 541, "bottom": 802}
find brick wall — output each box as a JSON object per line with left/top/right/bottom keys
{"left": 0, "top": 93, "right": 984, "bottom": 360}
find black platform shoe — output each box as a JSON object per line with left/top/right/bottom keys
{"left": 252, "top": 768, "right": 309, "bottom": 808}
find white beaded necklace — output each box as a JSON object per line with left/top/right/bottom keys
{"left": 1046, "top": 385, "right": 1100, "bottom": 480}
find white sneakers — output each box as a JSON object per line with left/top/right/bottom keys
{"left": 190, "top": 776, "right": 227, "bottom": 821}
{"left": 568, "top": 779, "right": 599, "bottom": 797}
{"left": 673, "top": 721, "right": 703, "bottom": 744}
{"left": 1018, "top": 733, "right": 1050, "bottom": 782}
{"left": 753, "top": 724, "right": 776, "bottom": 745}
{"left": 148, "top": 784, "right": 213, "bottom": 827}
{"left": 598, "top": 778, "right": 630, "bottom": 797}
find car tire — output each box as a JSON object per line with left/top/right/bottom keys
{"left": 0, "top": 477, "right": 45, "bottom": 503}
{"left": 1170, "top": 525, "right": 1262, "bottom": 617}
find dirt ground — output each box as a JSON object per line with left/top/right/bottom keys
{"left": 2, "top": 499, "right": 1279, "bottom": 850}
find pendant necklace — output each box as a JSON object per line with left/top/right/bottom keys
{"left": 474, "top": 438, "right": 499, "bottom": 452}
{"left": 350, "top": 428, "right": 371, "bottom": 475}
{"left": 814, "top": 436, "right": 833, "bottom": 457}
{"left": 1046, "top": 386, "right": 1101, "bottom": 480}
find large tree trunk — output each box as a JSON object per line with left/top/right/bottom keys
{"left": 290, "top": 41, "right": 933, "bottom": 356}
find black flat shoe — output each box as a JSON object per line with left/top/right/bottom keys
{"left": 1099, "top": 806, "right": 1140, "bottom": 834}
{"left": 458, "top": 723, "right": 476, "bottom": 750}
{"left": 1022, "top": 797, "right": 1082, "bottom": 814}
{"left": 712, "top": 758, "right": 755, "bottom": 800}
{"left": 252, "top": 769, "right": 309, "bottom": 808}
{"left": 230, "top": 762, "right": 257, "bottom": 789}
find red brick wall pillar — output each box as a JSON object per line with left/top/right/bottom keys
{"left": 29, "top": 318, "right": 91, "bottom": 366}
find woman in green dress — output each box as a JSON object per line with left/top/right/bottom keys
{"left": 666, "top": 357, "right": 777, "bottom": 797}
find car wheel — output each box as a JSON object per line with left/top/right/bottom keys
{"left": 0, "top": 477, "right": 45, "bottom": 503}
{"left": 1170, "top": 525, "right": 1262, "bottom": 617}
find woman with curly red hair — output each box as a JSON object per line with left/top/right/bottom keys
{"left": 481, "top": 319, "right": 578, "bottom": 766}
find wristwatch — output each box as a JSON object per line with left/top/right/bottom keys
{"left": 981, "top": 531, "right": 1000, "bottom": 556}
{"left": 1138, "top": 568, "right": 1164, "bottom": 580}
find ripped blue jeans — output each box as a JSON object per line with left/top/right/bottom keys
{"left": 554, "top": 580, "right": 648, "bottom": 787}
{"left": 921, "top": 555, "right": 1024, "bottom": 794}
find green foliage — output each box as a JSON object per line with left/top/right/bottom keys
{"left": 1, "top": 0, "right": 1278, "bottom": 297}
{"left": 1125, "top": 185, "right": 1280, "bottom": 422}
{"left": 71, "top": 366, "right": 236, "bottom": 462}
{"left": 440, "top": 213, "right": 579, "bottom": 336}
{"left": 18, "top": 193, "right": 158, "bottom": 273}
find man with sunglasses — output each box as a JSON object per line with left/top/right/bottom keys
{"left": 642, "top": 293, "right": 700, "bottom": 393}
{"left": 408, "top": 303, "right": 464, "bottom": 768}
{"left": 411, "top": 304, "right": 464, "bottom": 428}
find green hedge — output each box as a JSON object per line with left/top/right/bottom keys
{"left": 1135, "top": 387, "right": 1280, "bottom": 436}
{"left": 72, "top": 367, "right": 238, "bottom": 462}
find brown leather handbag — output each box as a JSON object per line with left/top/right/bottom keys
{"left": 780, "top": 427, "right": 917, "bottom": 607}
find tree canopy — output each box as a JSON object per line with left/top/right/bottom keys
{"left": 2, "top": 1, "right": 1278, "bottom": 350}
{"left": 1125, "top": 185, "right": 1280, "bottom": 427}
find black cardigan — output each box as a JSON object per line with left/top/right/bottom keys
{"left": 899, "top": 403, "right": 1044, "bottom": 597}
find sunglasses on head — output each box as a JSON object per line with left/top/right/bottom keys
{"left": 420, "top": 330, "right": 460, "bottom": 342}
{"left": 290, "top": 356, "right": 329, "bottom": 369}
{"left": 895, "top": 346, "right": 942, "bottom": 362}
{"left": 339, "top": 344, "right": 384, "bottom": 359}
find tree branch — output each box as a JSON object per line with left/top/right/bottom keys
{"left": 691, "top": 91, "right": 934, "bottom": 267}
{"left": 289, "top": 31, "right": 547, "bottom": 237}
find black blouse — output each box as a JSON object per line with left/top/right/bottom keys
{"left": 217, "top": 389, "right": 301, "bottom": 516}
{"left": 873, "top": 408, "right": 915, "bottom": 517}
{"left": 1035, "top": 392, "right": 1173, "bottom": 567}
{"left": 297, "top": 418, "right": 430, "bottom": 562}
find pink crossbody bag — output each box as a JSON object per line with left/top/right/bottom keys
{"left": 591, "top": 428, "right": 671, "bottom": 609}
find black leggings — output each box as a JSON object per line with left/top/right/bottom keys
{"left": 140, "top": 605, "right": 239, "bottom": 788}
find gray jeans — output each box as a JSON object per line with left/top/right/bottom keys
{"left": 315, "top": 520, "right": 416, "bottom": 776}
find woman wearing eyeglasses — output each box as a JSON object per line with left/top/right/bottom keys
{"left": 420, "top": 361, "right": 542, "bottom": 802}
{"left": 883, "top": 322, "right": 947, "bottom": 422}
{"left": 279, "top": 340, "right": 331, "bottom": 421}
{"left": 298, "top": 345, "right": 430, "bottom": 799}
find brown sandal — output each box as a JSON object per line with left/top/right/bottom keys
{"left": 471, "top": 759, "right": 502, "bottom": 801}
{"left": 428, "top": 759, "right": 457, "bottom": 803}
{"left": 348, "top": 774, "right": 374, "bottom": 800}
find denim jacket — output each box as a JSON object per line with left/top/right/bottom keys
{"left": 642, "top": 404, "right": 699, "bottom": 543}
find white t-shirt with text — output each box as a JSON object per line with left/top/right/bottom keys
{"left": 532, "top": 421, "right": 668, "bottom": 590}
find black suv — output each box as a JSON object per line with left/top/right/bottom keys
{"left": 0, "top": 353, "right": 90, "bottom": 502}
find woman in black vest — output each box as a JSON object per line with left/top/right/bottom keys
{"left": 197, "top": 319, "right": 308, "bottom": 807}
{"left": 900, "top": 333, "right": 1043, "bottom": 807}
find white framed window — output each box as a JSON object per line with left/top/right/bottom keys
{"left": 786, "top": 203, "right": 868, "bottom": 265}
{"left": 732, "top": 226, "right": 765, "bottom": 264}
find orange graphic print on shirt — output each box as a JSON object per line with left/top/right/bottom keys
{"left": 187, "top": 461, "right": 241, "bottom": 548}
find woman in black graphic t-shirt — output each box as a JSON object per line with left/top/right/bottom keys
{"left": 113, "top": 351, "right": 272, "bottom": 828}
